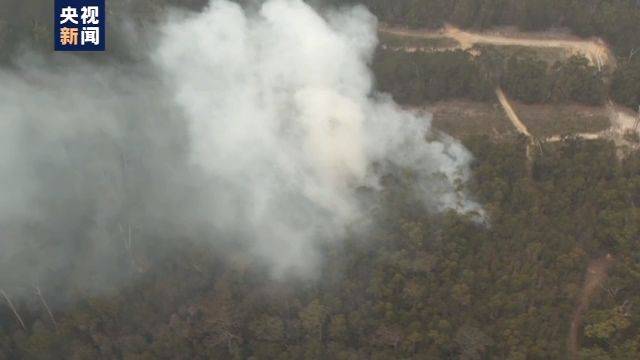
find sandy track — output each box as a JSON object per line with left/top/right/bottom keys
{"left": 543, "top": 104, "right": 640, "bottom": 145}
{"left": 379, "top": 24, "right": 613, "bottom": 69}
{"left": 443, "top": 25, "right": 611, "bottom": 69}
{"left": 381, "top": 24, "right": 639, "bottom": 147}
{"left": 381, "top": 24, "right": 636, "bottom": 358}
{"left": 495, "top": 88, "right": 531, "bottom": 137}
{"left": 568, "top": 255, "right": 615, "bottom": 359}
{"left": 379, "top": 24, "right": 627, "bottom": 141}
{"left": 608, "top": 102, "right": 639, "bottom": 131}
{"left": 381, "top": 22, "right": 633, "bottom": 358}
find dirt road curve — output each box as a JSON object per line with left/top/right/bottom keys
{"left": 568, "top": 255, "right": 615, "bottom": 360}
{"left": 379, "top": 24, "right": 613, "bottom": 69}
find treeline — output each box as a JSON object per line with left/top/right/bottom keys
{"left": 2, "top": 136, "right": 640, "bottom": 358}
{"left": 335, "top": 0, "right": 640, "bottom": 109}
{"left": 502, "top": 54, "right": 607, "bottom": 105}
{"left": 612, "top": 56, "right": 640, "bottom": 110}
{"left": 373, "top": 48, "right": 608, "bottom": 106}
{"left": 371, "top": 49, "right": 494, "bottom": 105}
{"left": 329, "top": 0, "right": 640, "bottom": 57}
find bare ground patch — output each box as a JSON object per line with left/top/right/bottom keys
{"left": 512, "top": 102, "right": 611, "bottom": 138}
{"left": 379, "top": 23, "right": 614, "bottom": 70}
{"left": 418, "top": 100, "right": 515, "bottom": 139}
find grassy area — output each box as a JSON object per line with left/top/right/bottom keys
{"left": 473, "top": 44, "right": 570, "bottom": 64}
{"left": 513, "top": 102, "right": 611, "bottom": 138}
{"left": 378, "top": 32, "right": 459, "bottom": 49}
{"left": 427, "top": 100, "right": 515, "bottom": 139}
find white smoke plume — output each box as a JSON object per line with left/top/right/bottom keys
{"left": 0, "top": 0, "right": 481, "bottom": 296}
{"left": 154, "top": 0, "right": 482, "bottom": 274}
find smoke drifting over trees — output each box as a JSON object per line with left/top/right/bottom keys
{"left": 0, "top": 0, "right": 480, "bottom": 299}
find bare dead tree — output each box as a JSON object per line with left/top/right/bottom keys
{"left": 1, "top": 289, "right": 26, "bottom": 331}
{"left": 33, "top": 284, "right": 58, "bottom": 332}
{"left": 125, "top": 223, "right": 133, "bottom": 261}
{"left": 535, "top": 138, "right": 544, "bottom": 156}
{"left": 604, "top": 285, "right": 622, "bottom": 299}
{"left": 120, "top": 222, "right": 140, "bottom": 271}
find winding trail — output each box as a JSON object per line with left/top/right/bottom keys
{"left": 568, "top": 255, "right": 615, "bottom": 360}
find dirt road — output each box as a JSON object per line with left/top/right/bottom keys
{"left": 495, "top": 88, "right": 531, "bottom": 137}
{"left": 443, "top": 24, "right": 611, "bottom": 69}
{"left": 381, "top": 22, "right": 632, "bottom": 358}
{"left": 379, "top": 24, "right": 613, "bottom": 69}
{"left": 568, "top": 255, "right": 615, "bottom": 359}
{"left": 380, "top": 24, "right": 627, "bottom": 141}
{"left": 608, "top": 102, "right": 639, "bottom": 132}
{"left": 544, "top": 104, "right": 640, "bottom": 145}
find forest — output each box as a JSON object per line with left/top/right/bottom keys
{"left": 339, "top": 0, "right": 640, "bottom": 110}
{"left": 2, "top": 136, "right": 640, "bottom": 359}
{"left": 1, "top": 1, "right": 640, "bottom": 359}
{"left": 373, "top": 50, "right": 608, "bottom": 106}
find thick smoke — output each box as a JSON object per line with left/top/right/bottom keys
{"left": 0, "top": 0, "right": 481, "bottom": 297}
{"left": 154, "top": 0, "right": 482, "bottom": 273}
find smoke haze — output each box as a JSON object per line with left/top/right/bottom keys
{"left": 0, "top": 0, "right": 482, "bottom": 297}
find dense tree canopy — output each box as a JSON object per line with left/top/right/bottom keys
{"left": 373, "top": 49, "right": 608, "bottom": 106}
{"left": 372, "top": 49, "right": 494, "bottom": 104}
{"left": 2, "top": 136, "right": 640, "bottom": 359}
{"left": 612, "top": 56, "right": 640, "bottom": 109}
{"left": 1, "top": 1, "right": 640, "bottom": 359}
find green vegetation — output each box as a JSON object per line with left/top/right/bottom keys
{"left": 472, "top": 44, "right": 570, "bottom": 66}
{"left": 502, "top": 54, "right": 607, "bottom": 105}
{"left": 1, "top": 1, "right": 640, "bottom": 359}
{"left": 501, "top": 54, "right": 550, "bottom": 103}
{"left": 3, "top": 137, "right": 640, "bottom": 358}
{"left": 372, "top": 49, "right": 494, "bottom": 105}
{"left": 612, "top": 56, "right": 640, "bottom": 110}
{"left": 334, "top": 0, "right": 640, "bottom": 109}
{"left": 378, "top": 32, "right": 459, "bottom": 49}
{"left": 373, "top": 47, "right": 607, "bottom": 106}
